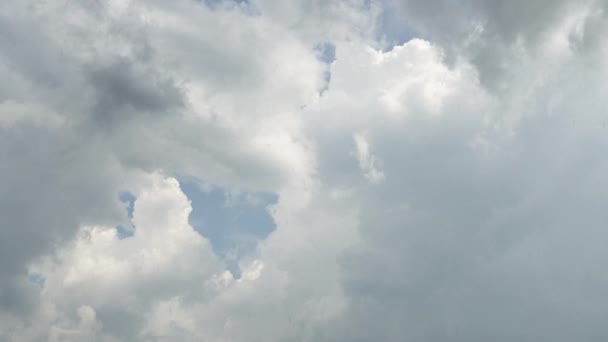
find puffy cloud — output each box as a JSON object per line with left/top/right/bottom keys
{"left": 23, "top": 176, "right": 223, "bottom": 340}
{"left": 304, "top": 10, "right": 608, "bottom": 341}
{"left": 0, "top": 0, "right": 324, "bottom": 315}
{"left": 4, "top": 0, "right": 608, "bottom": 341}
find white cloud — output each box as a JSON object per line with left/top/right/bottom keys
{"left": 4, "top": 0, "right": 608, "bottom": 341}
{"left": 353, "top": 132, "right": 385, "bottom": 183}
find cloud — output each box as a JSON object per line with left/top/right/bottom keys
{"left": 24, "top": 175, "right": 222, "bottom": 340}
{"left": 3, "top": 0, "right": 608, "bottom": 341}
{"left": 353, "top": 132, "right": 385, "bottom": 183}
{"left": 0, "top": 0, "right": 323, "bottom": 306}
{"left": 394, "top": 0, "right": 603, "bottom": 88}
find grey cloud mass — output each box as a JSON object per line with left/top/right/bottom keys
{"left": 396, "top": 0, "right": 601, "bottom": 88}
{"left": 2, "top": 0, "right": 608, "bottom": 341}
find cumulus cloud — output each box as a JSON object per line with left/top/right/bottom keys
{"left": 3, "top": 0, "right": 608, "bottom": 341}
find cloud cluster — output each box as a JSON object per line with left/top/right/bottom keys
{"left": 3, "top": 0, "right": 608, "bottom": 341}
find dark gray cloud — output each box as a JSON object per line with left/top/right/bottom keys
{"left": 395, "top": 0, "right": 601, "bottom": 89}
{"left": 88, "top": 58, "right": 184, "bottom": 127}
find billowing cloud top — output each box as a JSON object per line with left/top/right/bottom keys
{"left": 2, "top": 0, "right": 608, "bottom": 341}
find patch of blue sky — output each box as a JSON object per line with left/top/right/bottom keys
{"left": 179, "top": 179, "right": 277, "bottom": 276}
{"left": 378, "top": 0, "right": 419, "bottom": 51}
{"left": 200, "top": 0, "right": 248, "bottom": 6}
{"left": 116, "top": 191, "right": 135, "bottom": 239}
{"left": 28, "top": 273, "right": 45, "bottom": 289}
{"left": 315, "top": 42, "right": 336, "bottom": 64}
{"left": 119, "top": 192, "right": 136, "bottom": 219}
{"left": 198, "top": 0, "right": 258, "bottom": 16}
{"left": 315, "top": 42, "right": 336, "bottom": 95}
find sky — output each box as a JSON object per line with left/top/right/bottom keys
{"left": 2, "top": 0, "right": 608, "bottom": 341}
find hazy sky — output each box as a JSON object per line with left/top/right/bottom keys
{"left": 2, "top": 0, "right": 608, "bottom": 341}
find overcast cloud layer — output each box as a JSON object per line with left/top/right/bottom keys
{"left": 2, "top": 0, "right": 608, "bottom": 341}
